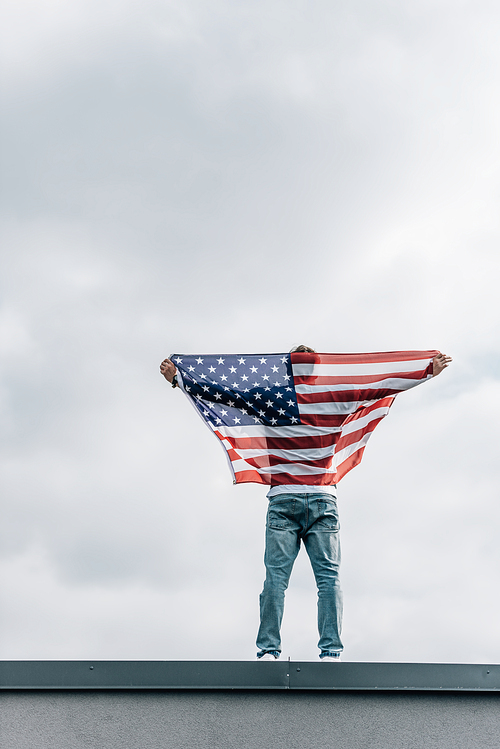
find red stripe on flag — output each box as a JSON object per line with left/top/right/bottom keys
{"left": 298, "top": 414, "right": 352, "bottom": 427}
{"left": 232, "top": 453, "right": 335, "bottom": 470}
{"left": 334, "top": 420, "right": 385, "bottom": 452}
{"left": 332, "top": 446, "right": 367, "bottom": 482}
{"left": 231, "top": 469, "right": 270, "bottom": 485}
{"left": 341, "top": 396, "right": 395, "bottom": 420}
{"left": 296, "top": 389, "right": 401, "bottom": 404}
{"left": 291, "top": 350, "right": 438, "bottom": 365}
{"left": 293, "top": 370, "right": 431, "bottom": 386}
{"left": 233, "top": 470, "right": 338, "bottom": 486}
{"left": 216, "top": 433, "right": 340, "bottom": 452}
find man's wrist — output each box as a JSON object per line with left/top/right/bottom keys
{"left": 172, "top": 375, "right": 178, "bottom": 388}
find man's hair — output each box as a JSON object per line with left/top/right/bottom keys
{"left": 290, "top": 345, "right": 316, "bottom": 353}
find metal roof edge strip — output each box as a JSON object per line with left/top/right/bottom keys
{"left": 0, "top": 661, "right": 499, "bottom": 692}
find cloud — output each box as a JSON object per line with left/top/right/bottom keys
{"left": 1, "top": 0, "right": 500, "bottom": 661}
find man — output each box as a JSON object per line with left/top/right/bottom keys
{"left": 160, "top": 347, "right": 452, "bottom": 662}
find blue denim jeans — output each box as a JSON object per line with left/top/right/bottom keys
{"left": 256, "top": 493, "right": 343, "bottom": 656}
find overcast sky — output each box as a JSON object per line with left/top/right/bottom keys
{"left": 1, "top": 0, "right": 499, "bottom": 663}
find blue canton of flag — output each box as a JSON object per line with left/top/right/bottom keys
{"left": 171, "top": 353, "right": 300, "bottom": 428}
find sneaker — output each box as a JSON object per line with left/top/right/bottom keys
{"left": 257, "top": 652, "right": 279, "bottom": 661}
{"left": 320, "top": 654, "right": 341, "bottom": 662}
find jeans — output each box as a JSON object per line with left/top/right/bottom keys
{"left": 256, "top": 493, "right": 343, "bottom": 656}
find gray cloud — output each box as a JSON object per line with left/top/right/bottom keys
{"left": 1, "top": 0, "right": 500, "bottom": 662}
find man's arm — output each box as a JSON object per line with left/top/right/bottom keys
{"left": 160, "top": 358, "right": 177, "bottom": 385}
{"left": 432, "top": 353, "right": 452, "bottom": 377}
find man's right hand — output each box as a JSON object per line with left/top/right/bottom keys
{"left": 160, "top": 358, "right": 177, "bottom": 383}
{"left": 432, "top": 353, "right": 452, "bottom": 377}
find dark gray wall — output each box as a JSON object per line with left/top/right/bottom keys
{"left": 1, "top": 691, "right": 499, "bottom": 749}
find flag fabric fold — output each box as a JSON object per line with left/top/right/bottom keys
{"left": 170, "top": 350, "right": 438, "bottom": 486}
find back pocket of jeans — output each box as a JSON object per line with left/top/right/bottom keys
{"left": 317, "top": 501, "right": 340, "bottom": 531}
{"left": 267, "top": 499, "right": 296, "bottom": 529}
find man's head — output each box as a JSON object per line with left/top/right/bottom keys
{"left": 290, "top": 345, "right": 316, "bottom": 353}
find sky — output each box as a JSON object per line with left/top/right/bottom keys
{"left": 1, "top": 0, "right": 499, "bottom": 663}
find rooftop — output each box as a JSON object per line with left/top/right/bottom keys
{"left": 1, "top": 660, "right": 499, "bottom": 691}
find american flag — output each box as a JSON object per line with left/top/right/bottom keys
{"left": 171, "top": 350, "right": 438, "bottom": 486}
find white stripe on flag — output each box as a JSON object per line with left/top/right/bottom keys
{"left": 338, "top": 406, "right": 391, "bottom": 436}
{"left": 225, "top": 443, "right": 337, "bottom": 462}
{"left": 295, "top": 377, "right": 424, "bottom": 394}
{"left": 333, "top": 431, "right": 373, "bottom": 467}
{"left": 231, "top": 460, "right": 337, "bottom": 476}
{"left": 213, "top": 424, "right": 341, "bottom": 439}
{"left": 292, "top": 359, "right": 431, "bottom": 377}
{"left": 297, "top": 401, "right": 366, "bottom": 415}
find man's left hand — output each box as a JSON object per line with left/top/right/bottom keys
{"left": 160, "top": 358, "right": 177, "bottom": 383}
